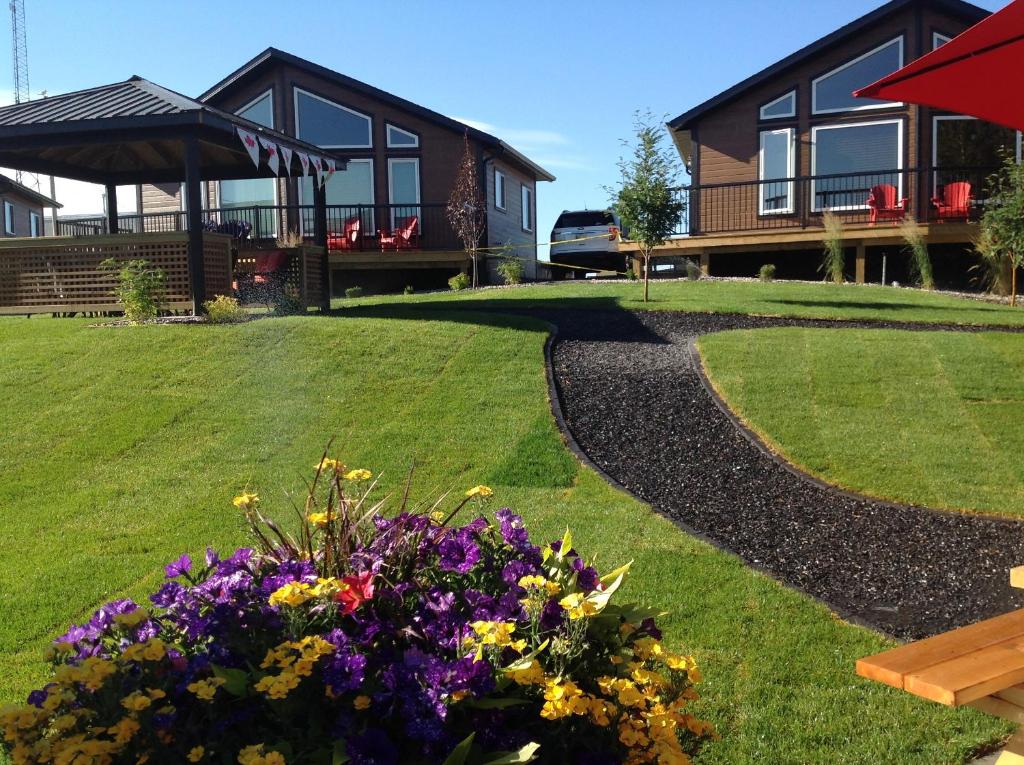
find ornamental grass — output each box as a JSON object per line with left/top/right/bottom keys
{"left": 0, "top": 454, "right": 714, "bottom": 765}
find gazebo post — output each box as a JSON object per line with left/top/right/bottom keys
{"left": 183, "top": 138, "right": 206, "bottom": 314}
{"left": 104, "top": 183, "right": 118, "bottom": 234}
{"left": 313, "top": 182, "right": 329, "bottom": 311}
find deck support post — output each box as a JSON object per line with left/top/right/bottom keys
{"left": 104, "top": 183, "right": 118, "bottom": 234}
{"left": 699, "top": 252, "right": 710, "bottom": 277}
{"left": 855, "top": 242, "right": 866, "bottom": 284}
{"left": 313, "top": 182, "right": 329, "bottom": 311}
{"left": 184, "top": 138, "right": 206, "bottom": 314}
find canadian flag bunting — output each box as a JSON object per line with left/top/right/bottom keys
{"left": 237, "top": 128, "right": 261, "bottom": 168}
{"left": 325, "top": 158, "right": 337, "bottom": 183}
{"left": 279, "top": 145, "right": 293, "bottom": 177}
{"left": 258, "top": 137, "right": 280, "bottom": 176}
{"left": 310, "top": 155, "right": 324, "bottom": 187}
{"left": 296, "top": 151, "right": 310, "bottom": 177}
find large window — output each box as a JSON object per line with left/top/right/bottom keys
{"left": 301, "top": 158, "right": 375, "bottom": 232}
{"left": 932, "top": 116, "right": 1021, "bottom": 191}
{"left": 811, "top": 120, "right": 902, "bottom": 210}
{"left": 388, "top": 158, "right": 420, "bottom": 230}
{"left": 4, "top": 201, "right": 13, "bottom": 235}
{"left": 759, "top": 128, "right": 795, "bottom": 214}
{"left": 294, "top": 88, "right": 372, "bottom": 149}
{"left": 219, "top": 90, "right": 277, "bottom": 235}
{"left": 760, "top": 90, "right": 796, "bottom": 120}
{"left": 812, "top": 37, "right": 903, "bottom": 114}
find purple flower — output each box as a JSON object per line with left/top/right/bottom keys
{"left": 572, "top": 557, "right": 600, "bottom": 593}
{"left": 165, "top": 554, "right": 192, "bottom": 579}
{"left": 347, "top": 728, "right": 399, "bottom": 765}
{"left": 437, "top": 532, "right": 480, "bottom": 574}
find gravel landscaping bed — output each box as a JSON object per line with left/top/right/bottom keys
{"left": 544, "top": 308, "right": 1024, "bottom": 640}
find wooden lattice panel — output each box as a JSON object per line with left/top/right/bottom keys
{"left": 300, "top": 245, "right": 325, "bottom": 308}
{"left": 202, "top": 234, "right": 233, "bottom": 300}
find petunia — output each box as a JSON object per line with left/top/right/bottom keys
{"left": 164, "top": 554, "right": 192, "bottom": 579}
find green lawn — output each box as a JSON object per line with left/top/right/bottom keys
{"left": 0, "top": 307, "right": 1009, "bottom": 764}
{"left": 698, "top": 327, "right": 1024, "bottom": 517}
{"left": 337, "top": 279, "right": 1024, "bottom": 326}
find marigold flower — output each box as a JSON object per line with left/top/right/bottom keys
{"left": 315, "top": 457, "right": 344, "bottom": 473}
{"left": 343, "top": 468, "right": 373, "bottom": 481}
{"left": 353, "top": 695, "right": 371, "bottom": 710}
{"left": 120, "top": 691, "right": 152, "bottom": 712}
{"left": 187, "top": 746, "right": 205, "bottom": 762}
{"left": 307, "top": 511, "right": 332, "bottom": 527}
{"left": 465, "top": 485, "right": 493, "bottom": 498}
{"left": 268, "top": 581, "right": 314, "bottom": 608}
{"left": 186, "top": 677, "right": 226, "bottom": 701}
{"left": 232, "top": 492, "right": 259, "bottom": 509}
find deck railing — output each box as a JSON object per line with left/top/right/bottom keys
{"left": 54, "top": 203, "right": 461, "bottom": 251}
{"left": 674, "top": 166, "right": 997, "bottom": 236}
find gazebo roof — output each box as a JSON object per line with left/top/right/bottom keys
{"left": 0, "top": 77, "right": 340, "bottom": 186}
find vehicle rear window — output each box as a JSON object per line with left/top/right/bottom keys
{"left": 554, "top": 211, "right": 614, "bottom": 228}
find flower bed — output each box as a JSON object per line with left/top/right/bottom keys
{"left": 1, "top": 460, "right": 714, "bottom": 765}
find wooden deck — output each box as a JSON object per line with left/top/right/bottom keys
{"left": 328, "top": 249, "right": 470, "bottom": 271}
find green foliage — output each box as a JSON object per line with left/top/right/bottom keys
{"left": 979, "top": 153, "right": 1024, "bottom": 304}
{"left": 624, "top": 268, "right": 637, "bottom": 282}
{"left": 610, "top": 110, "right": 685, "bottom": 301}
{"left": 685, "top": 259, "right": 701, "bottom": 281}
{"left": 758, "top": 264, "right": 776, "bottom": 283}
{"left": 449, "top": 272, "right": 471, "bottom": 291}
{"left": 345, "top": 286, "right": 364, "bottom": 299}
{"left": 272, "top": 293, "right": 303, "bottom": 316}
{"left": 202, "top": 295, "right": 247, "bottom": 324}
{"left": 973, "top": 226, "right": 1014, "bottom": 295}
{"left": 101, "top": 258, "right": 166, "bottom": 324}
{"left": 820, "top": 212, "right": 845, "bottom": 284}
{"left": 899, "top": 218, "right": 934, "bottom": 290}
{"left": 403, "top": 285, "right": 415, "bottom": 295}
{"left": 497, "top": 256, "right": 525, "bottom": 285}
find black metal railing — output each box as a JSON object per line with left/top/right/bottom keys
{"left": 674, "top": 166, "right": 997, "bottom": 236}
{"left": 52, "top": 203, "right": 461, "bottom": 251}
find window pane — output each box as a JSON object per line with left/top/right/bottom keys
{"left": 387, "top": 125, "right": 418, "bottom": 147}
{"left": 814, "top": 39, "right": 901, "bottom": 112}
{"left": 761, "top": 130, "right": 792, "bottom": 212}
{"left": 304, "top": 160, "right": 375, "bottom": 230}
{"left": 296, "top": 90, "right": 371, "bottom": 147}
{"left": 761, "top": 92, "right": 795, "bottom": 119}
{"left": 239, "top": 93, "right": 273, "bottom": 128}
{"left": 496, "top": 173, "right": 506, "bottom": 208}
{"left": 935, "top": 118, "right": 1017, "bottom": 191}
{"left": 389, "top": 160, "right": 419, "bottom": 230}
{"left": 814, "top": 122, "right": 900, "bottom": 209}
{"left": 219, "top": 178, "right": 277, "bottom": 234}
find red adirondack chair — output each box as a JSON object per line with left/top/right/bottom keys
{"left": 866, "top": 184, "right": 908, "bottom": 224}
{"left": 379, "top": 216, "right": 419, "bottom": 251}
{"left": 931, "top": 181, "right": 973, "bottom": 221}
{"left": 328, "top": 217, "right": 362, "bottom": 250}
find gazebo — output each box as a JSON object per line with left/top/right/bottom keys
{"left": 0, "top": 76, "right": 342, "bottom": 314}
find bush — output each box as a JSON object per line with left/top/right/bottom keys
{"left": 101, "top": 258, "right": 166, "bottom": 324}
{"left": 272, "top": 292, "right": 303, "bottom": 316}
{"left": 1, "top": 462, "right": 715, "bottom": 765}
{"left": 625, "top": 267, "right": 638, "bottom": 281}
{"left": 203, "top": 295, "right": 247, "bottom": 323}
{"left": 820, "top": 212, "right": 845, "bottom": 284}
{"left": 449, "top": 272, "right": 471, "bottom": 291}
{"left": 759, "top": 264, "right": 776, "bottom": 282}
{"left": 497, "top": 256, "right": 525, "bottom": 285}
{"left": 685, "top": 259, "right": 701, "bottom": 281}
{"left": 345, "top": 286, "right": 364, "bottom": 299}
{"left": 899, "top": 218, "right": 934, "bottom": 290}
{"left": 403, "top": 285, "right": 415, "bottom": 295}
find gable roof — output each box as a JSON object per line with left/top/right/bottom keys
{"left": 667, "top": 0, "right": 990, "bottom": 131}
{"left": 198, "top": 48, "right": 555, "bottom": 182}
{"left": 0, "top": 175, "right": 60, "bottom": 208}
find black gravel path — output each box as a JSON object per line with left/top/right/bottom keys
{"left": 543, "top": 309, "right": 1024, "bottom": 640}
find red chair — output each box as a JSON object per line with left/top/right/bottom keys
{"left": 327, "top": 217, "right": 362, "bottom": 250}
{"left": 866, "top": 184, "right": 908, "bottom": 225}
{"left": 378, "top": 216, "right": 419, "bottom": 251}
{"left": 931, "top": 181, "right": 973, "bottom": 222}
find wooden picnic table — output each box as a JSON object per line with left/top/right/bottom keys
{"left": 857, "top": 567, "right": 1024, "bottom": 764}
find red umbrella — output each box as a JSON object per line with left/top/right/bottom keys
{"left": 855, "top": 0, "right": 1024, "bottom": 131}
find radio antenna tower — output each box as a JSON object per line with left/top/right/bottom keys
{"left": 10, "top": 0, "right": 37, "bottom": 190}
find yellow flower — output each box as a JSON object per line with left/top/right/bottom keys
{"left": 353, "top": 695, "right": 371, "bottom": 710}
{"left": 559, "top": 592, "right": 599, "bottom": 620}
{"left": 268, "top": 581, "right": 313, "bottom": 608}
{"left": 315, "top": 457, "right": 344, "bottom": 473}
{"left": 113, "top": 609, "right": 149, "bottom": 629}
{"left": 506, "top": 659, "right": 545, "bottom": 686}
{"left": 108, "top": 717, "right": 141, "bottom": 744}
{"left": 343, "top": 468, "right": 372, "bottom": 481}
{"left": 186, "top": 677, "right": 226, "bottom": 701}
{"left": 518, "top": 575, "right": 561, "bottom": 596}
{"left": 121, "top": 691, "right": 153, "bottom": 711}
{"left": 307, "top": 511, "right": 332, "bottom": 527}
{"left": 187, "top": 746, "right": 205, "bottom": 762}
{"left": 238, "top": 744, "right": 286, "bottom": 765}
{"left": 465, "top": 485, "right": 493, "bottom": 498}
{"left": 232, "top": 492, "right": 259, "bottom": 509}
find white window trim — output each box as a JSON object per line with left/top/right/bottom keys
{"left": 4, "top": 201, "right": 14, "bottom": 235}
{"left": 236, "top": 89, "right": 275, "bottom": 128}
{"left": 760, "top": 90, "right": 796, "bottom": 120}
{"left": 495, "top": 169, "right": 507, "bottom": 211}
{"left": 810, "top": 118, "right": 904, "bottom": 212}
{"left": 521, "top": 184, "right": 533, "bottom": 232}
{"left": 385, "top": 123, "right": 419, "bottom": 148}
{"left": 294, "top": 87, "right": 373, "bottom": 149}
{"left": 387, "top": 158, "right": 421, "bottom": 230}
{"left": 758, "top": 128, "right": 796, "bottom": 215}
{"left": 812, "top": 37, "right": 904, "bottom": 115}
{"left": 30, "top": 210, "right": 40, "bottom": 237}
{"left": 298, "top": 157, "right": 376, "bottom": 233}
{"left": 933, "top": 32, "right": 953, "bottom": 49}
{"left": 217, "top": 90, "right": 278, "bottom": 233}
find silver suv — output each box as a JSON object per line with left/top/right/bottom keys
{"left": 548, "top": 209, "right": 625, "bottom": 278}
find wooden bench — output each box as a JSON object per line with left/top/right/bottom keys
{"left": 857, "top": 567, "right": 1024, "bottom": 764}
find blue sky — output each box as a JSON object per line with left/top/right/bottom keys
{"left": 1, "top": 0, "right": 1003, "bottom": 238}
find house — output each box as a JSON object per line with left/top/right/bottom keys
{"left": 137, "top": 49, "right": 554, "bottom": 293}
{"left": 654, "top": 0, "right": 1018, "bottom": 285}
{"left": 0, "top": 175, "right": 59, "bottom": 238}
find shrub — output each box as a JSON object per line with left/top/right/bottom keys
{"left": 685, "top": 259, "right": 701, "bottom": 281}
{"left": 101, "top": 258, "right": 166, "bottom": 324}
{"left": 203, "top": 295, "right": 247, "bottom": 323}
{"left": 973, "top": 226, "right": 1014, "bottom": 296}
{"left": 497, "top": 256, "right": 525, "bottom": 285}
{"left": 759, "top": 264, "right": 776, "bottom": 282}
{"left": 899, "top": 218, "right": 934, "bottom": 290}
{"left": 276, "top": 229, "right": 304, "bottom": 248}
{"left": 625, "top": 267, "right": 638, "bottom": 281}
{"left": 820, "top": 212, "right": 845, "bottom": 284}
{"left": 403, "top": 285, "right": 415, "bottom": 295}
{"left": 449, "top": 272, "right": 471, "bottom": 291}
{"left": 0, "top": 463, "right": 715, "bottom": 765}
{"left": 345, "top": 286, "right": 364, "bottom": 299}
{"left": 272, "top": 292, "right": 304, "bottom": 316}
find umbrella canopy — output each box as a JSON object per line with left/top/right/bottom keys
{"left": 855, "top": 0, "right": 1024, "bottom": 131}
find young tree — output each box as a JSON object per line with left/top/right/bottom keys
{"left": 979, "top": 153, "right": 1024, "bottom": 306}
{"left": 610, "top": 111, "right": 685, "bottom": 302}
{"left": 446, "top": 132, "right": 487, "bottom": 288}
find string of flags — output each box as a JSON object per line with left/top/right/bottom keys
{"left": 236, "top": 127, "right": 336, "bottom": 186}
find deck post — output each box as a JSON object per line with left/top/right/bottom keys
{"left": 184, "top": 138, "right": 206, "bottom": 314}
{"left": 313, "top": 182, "right": 329, "bottom": 310}
{"left": 855, "top": 241, "right": 866, "bottom": 284}
{"left": 104, "top": 183, "right": 118, "bottom": 234}
{"left": 699, "top": 252, "right": 710, "bottom": 277}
